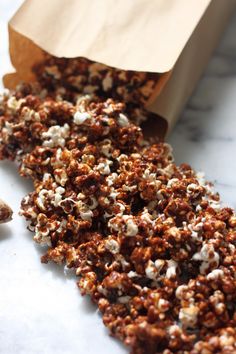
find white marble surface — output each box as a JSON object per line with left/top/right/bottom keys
{"left": 0, "top": 2, "right": 236, "bottom": 354}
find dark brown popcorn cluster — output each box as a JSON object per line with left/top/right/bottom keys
{"left": 0, "top": 59, "right": 236, "bottom": 354}
{"left": 13, "top": 56, "right": 160, "bottom": 132}
{"left": 34, "top": 56, "right": 159, "bottom": 107}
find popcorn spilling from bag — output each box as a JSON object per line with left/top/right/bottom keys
{"left": 0, "top": 58, "right": 236, "bottom": 354}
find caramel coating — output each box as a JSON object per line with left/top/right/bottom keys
{"left": 0, "top": 199, "right": 12, "bottom": 224}
{"left": 0, "top": 58, "right": 236, "bottom": 354}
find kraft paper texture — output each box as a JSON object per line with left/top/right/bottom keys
{"left": 3, "top": 0, "right": 236, "bottom": 136}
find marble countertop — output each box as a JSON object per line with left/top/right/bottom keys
{"left": 0, "top": 2, "right": 236, "bottom": 354}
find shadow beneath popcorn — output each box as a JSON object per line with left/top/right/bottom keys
{"left": 102, "top": 324, "right": 129, "bottom": 353}
{"left": 0, "top": 160, "right": 33, "bottom": 194}
{"left": 0, "top": 223, "right": 14, "bottom": 241}
{"left": 79, "top": 293, "right": 97, "bottom": 314}
{"left": 33, "top": 241, "right": 99, "bottom": 314}
{"left": 31, "top": 241, "right": 76, "bottom": 280}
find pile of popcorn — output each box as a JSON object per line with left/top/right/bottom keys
{"left": 35, "top": 56, "right": 158, "bottom": 106}
{"left": 0, "top": 57, "right": 236, "bottom": 354}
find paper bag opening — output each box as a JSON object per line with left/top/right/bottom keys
{"left": 3, "top": 0, "right": 236, "bottom": 137}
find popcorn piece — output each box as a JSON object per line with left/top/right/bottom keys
{"left": 42, "top": 124, "right": 70, "bottom": 148}
{"left": 0, "top": 199, "right": 13, "bottom": 224}
{"left": 179, "top": 305, "right": 199, "bottom": 328}
{"left": 192, "top": 243, "right": 220, "bottom": 274}
{"left": 105, "top": 238, "right": 120, "bottom": 254}
{"left": 145, "top": 260, "right": 158, "bottom": 280}
{"left": 206, "top": 268, "right": 224, "bottom": 281}
{"left": 166, "top": 260, "right": 178, "bottom": 279}
{"left": 118, "top": 113, "right": 129, "bottom": 127}
{"left": 102, "top": 73, "right": 113, "bottom": 91}
{"left": 73, "top": 111, "right": 91, "bottom": 125}
{"left": 125, "top": 216, "right": 139, "bottom": 237}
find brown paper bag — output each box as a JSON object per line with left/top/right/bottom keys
{"left": 3, "top": 0, "right": 236, "bottom": 137}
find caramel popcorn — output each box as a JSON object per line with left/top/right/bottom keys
{"left": 0, "top": 198, "right": 12, "bottom": 224}
{"left": 0, "top": 58, "right": 236, "bottom": 354}
{"left": 34, "top": 56, "right": 159, "bottom": 107}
